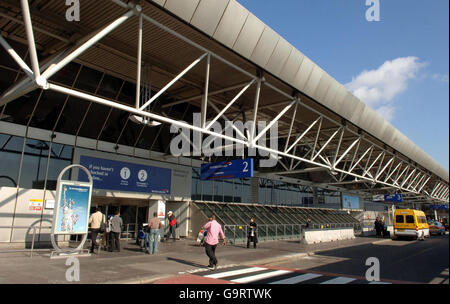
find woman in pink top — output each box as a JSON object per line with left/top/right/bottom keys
{"left": 203, "top": 215, "right": 226, "bottom": 270}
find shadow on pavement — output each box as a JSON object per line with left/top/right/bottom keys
{"left": 166, "top": 257, "right": 206, "bottom": 268}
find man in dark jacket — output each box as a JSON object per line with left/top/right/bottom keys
{"left": 247, "top": 218, "right": 258, "bottom": 248}
{"left": 166, "top": 211, "right": 177, "bottom": 242}
{"left": 109, "top": 210, "right": 123, "bottom": 252}
{"left": 374, "top": 217, "right": 381, "bottom": 238}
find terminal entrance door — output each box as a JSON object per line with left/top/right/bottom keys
{"left": 90, "top": 197, "right": 149, "bottom": 239}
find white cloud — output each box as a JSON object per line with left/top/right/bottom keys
{"left": 345, "top": 57, "right": 426, "bottom": 121}
{"left": 432, "top": 73, "right": 449, "bottom": 83}
{"left": 375, "top": 105, "right": 396, "bottom": 122}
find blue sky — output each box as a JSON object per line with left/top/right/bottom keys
{"left": 237, "top": 0, "right": 449, "bottom": 172}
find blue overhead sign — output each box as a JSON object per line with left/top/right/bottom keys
{"left": 79, "top": 155, "right": 171, "bottom": 194}
{"left": 384, "top": 194, "right": 403, "bottom": 203}
{"left": 430, "top": 205, "right": 448, "bottom": 210}
{"left": 201, "top": 158, "right": 253, "bottom": 180}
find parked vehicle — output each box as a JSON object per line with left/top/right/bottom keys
{"left": 441, "top": 218, "right": 449, "bottom": 231}
{"left": 428, "top": 220, "right": 446, "bottom": 236}
{"left": 393, "top": 209, "right": 429, "bottom": 240}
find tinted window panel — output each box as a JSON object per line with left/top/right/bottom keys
{"left": 406, "top": 215, "right": 415, "bottom": 224}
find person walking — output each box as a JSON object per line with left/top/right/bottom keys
{"left": 247, "top": 218, "right": 258, "bottom": 249}
{"left": 88, "top": 207, "right": 105, "bottom": 254}
{"left": 203, "top": 215, "right": 226, "bottom": 270}
{"left": 109, "top": 210, "right": 123, "bottom": 252}
{"left": 146, "top": 212, "right": 162, "bottom": 255}
{"left": 166, "top": 211, "right": 177, "bottom": 242}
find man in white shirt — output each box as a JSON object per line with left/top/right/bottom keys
{"left": 89, "top": 207, "right": 104, "bottom": 253}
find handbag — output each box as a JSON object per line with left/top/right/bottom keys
{"left": 99, "top": 214, "right": 106, "bottom": 233}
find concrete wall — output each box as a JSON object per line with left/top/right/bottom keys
{"left": 0, "top": 187, "right": 68, "bottom": 244}
{"left": 164, "top": 201, "right": 189, "bottom": 238}
{"left": 304, "top": 228, "right": 355, "bottom": 244}
{"left": 188, "top": 202, "right": 209, "bottom": 239}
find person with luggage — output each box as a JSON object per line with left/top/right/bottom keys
{"left": 137, "top": 223, "right": 147, "bottom": 251}
{"left": 88, "top": 207, "right": 105, "bottom": 254}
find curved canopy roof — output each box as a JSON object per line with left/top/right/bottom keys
{"left": 0, "top": 0, "right": 447, "bottom": 202}
{"left": 149, "top": 0, "right": 448, "bottom": 182}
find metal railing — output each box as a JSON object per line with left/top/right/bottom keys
{"left": 122, "top": 223, "right": 137, "bottom": 240}
{"left": 224, "top": 224, "right": 303, "bottom": 244}
{"left": 0, "top": 226, "right": 53, "bottom": 257}
{"left": 224, "top": 222, "right": 362, "bottom": 244}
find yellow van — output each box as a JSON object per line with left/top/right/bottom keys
{"left": 393, "top": 209, "right": 429, "bottom": 240}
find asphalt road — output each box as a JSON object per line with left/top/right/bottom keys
{"left": 269, "top": 234, "right": 449, "bottom": 283}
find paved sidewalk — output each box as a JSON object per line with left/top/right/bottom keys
{"left": 0, "top": 236, "right": 382, "bottom": 284}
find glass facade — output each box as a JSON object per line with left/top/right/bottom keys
{"left": 191, "top": 168, "right": 337, "bottom": 206}
{"left": 0, "top": 131, "right": 340, "bottom": 207}
{"left": 0, "top": 133, "right": 73, "bottom": 189}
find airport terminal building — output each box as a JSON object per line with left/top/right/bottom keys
{"left": 0, "top": 0, "right": 448, "bottom": 244}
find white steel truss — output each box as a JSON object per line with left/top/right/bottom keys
{"left": 0, "top": 0, "right": 447, "bottom": 203}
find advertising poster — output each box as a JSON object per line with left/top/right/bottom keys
{"left": 342, "top": 194, "right": 360, "bottom": 210}
{"left": 53, "top": 183, "right": 92, "bottom": 235}
{"left": 157, "top": 200, "right": 166, "bottom": 219}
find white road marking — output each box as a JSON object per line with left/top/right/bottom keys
{"left": 231, "top": 270, "right": 292, "bottom": 283}
{"left": 429, "top": 277, "right": 446, "bottom": 284}
{"left": 320, "top": 276, "right": 356, "bottom": 284}
{"left": 184, "top": 264, "right": 238, "bottom": 274}
{"left": 269, "top": 273, "right": 323, "bottom": 284}
{"left": 204, "top": 267, "right": 266, "bottom": 279}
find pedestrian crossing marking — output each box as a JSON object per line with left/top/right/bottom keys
{"left": 320, "top": 277, "right": 356, "bottom": 284}
{"left": 182, "top": 264, "right": 239, "bottom": 274}
{"left": 192, "top": 265, "right": 396, "bottom": 284}
{"left": 269, "top": 273, "right": 323, "bottom": 284}
{"left": 204, "top": 267, "right": 266, "bottom": 279}
{"left": 231, "top": 270, "right": 292, "bottom": 284}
